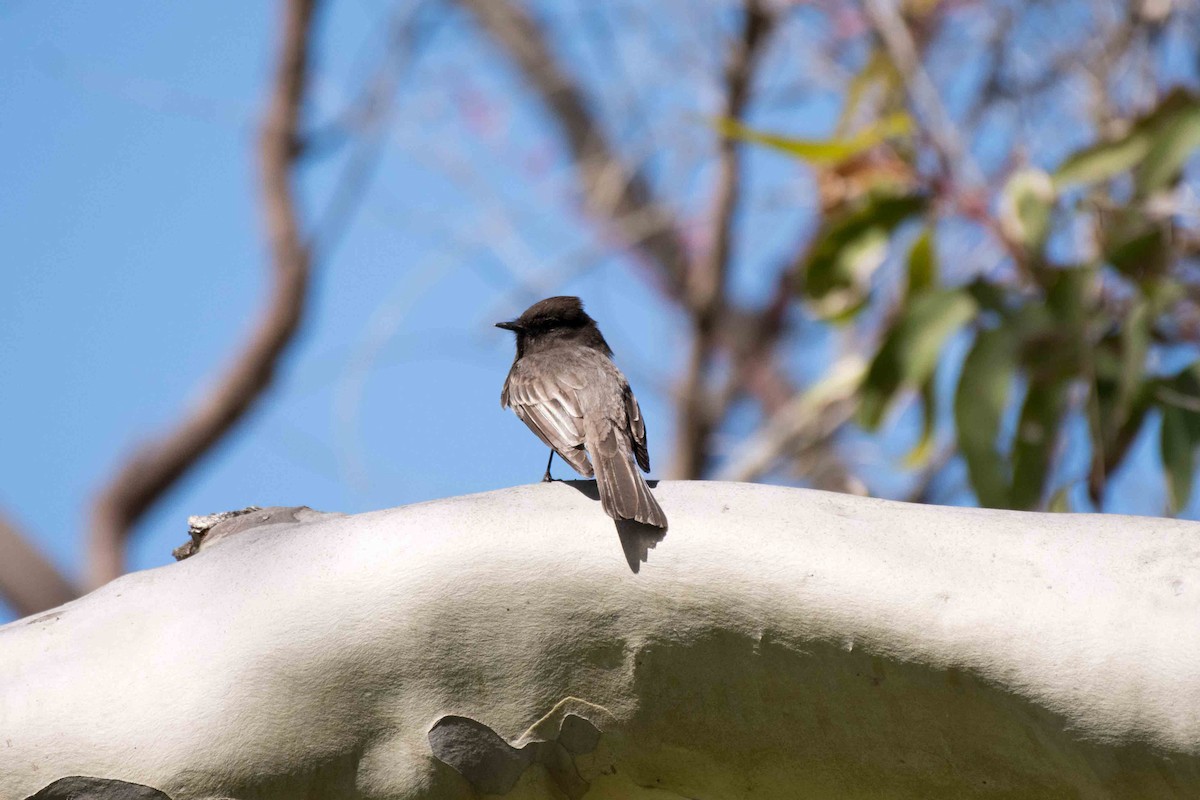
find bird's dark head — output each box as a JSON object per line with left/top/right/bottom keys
{"left": 496, "top": 296, "right": 612, "bottom": 358}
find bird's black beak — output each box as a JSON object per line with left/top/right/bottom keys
{"left": 495, "top": 321, "right": 521, "bottom": 332}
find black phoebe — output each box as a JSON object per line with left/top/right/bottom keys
{"left": 498, "top": 296, "right": 668, "bottom": 529}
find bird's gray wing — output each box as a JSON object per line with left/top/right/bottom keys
{"left": 502, "top": 362, "right": 594, "bottom": 477}
{"left": 624, "top": 383, "right": 650, "bottom": 473}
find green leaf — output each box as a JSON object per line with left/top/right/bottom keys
{"left": 1086, "top": 296, "right": 1154, "bottom": 503}
{"left": 715, "top": 112, "right": 913, "bottom": 166}
{"left": 1160, "top": 404, "right": 1198, "bottom": 514}
{"left": 1107, "top": 225, "right": 1170, "bottom": 278}
{"left": 1143, "top": 277, "right": 1186, "bottom": 310}
{"left": 1118, "top": 301, "right": 1150, "bottom": 417}
{"left": 1013, "top": 269, "right": 1091, "bottom": 386}
{"left": 1047, "top": 485, "right": 1072, "bottom": 513}
{"left": 802, "top": 193, "right": 928, "bottom": 319}
{"left": 904, "top": 375, "right": 938, "bottom": 468}
{"left": 1134, "top": 97, "right": 1200, "bottom": 194}
{"left": 954, "top": 324, "right": 1018, "bottom": 508}
{"left": 1043, "top": 265, "right": 1094, "bottom": 325}
{"left": 999, "top": 169, "right": 1055, "bottom": 252}
{"left": 1115, "top": 382, "right": 1155, "bottom": 460}
{"left": 1054, "top": 133, "right": 1151, "bottom": 188}
{"left": 905, "top": 227, "right": 936, "bottom": 299}
{"left": 1014, "top": 268, "right": 1093, "bottom": 385}
{"left": 891, "top": 228, "right": 954, "bottom": 462}
{"left": 1054, "top": 89, "right": 1200, "bottom": 193}
{"left": 1010, "top": 379, "right": 1069, "bottom": 510}
{"left": 965, "top": 278, "right": 1009, "bottom": 313}
{"left": 859, "top": 289, "right": 977, "bottom": 429}
{"left": 1101, "top": 209, "right": 1170, "bottom": 281}
{"left": 1156, "top": 363, "right": 1200, "bottom": 514}
{"left": 1088, "top": 376, "right": 1154, "bottom": 507}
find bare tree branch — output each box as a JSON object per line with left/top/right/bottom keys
{"left": 0, "top": 512, "right": 79, "bottom": 618}
{"left": 455, "top": 0, "right": 692, "bottom": 300}
{"left": 672, "top": 0, "right": 775, "bottom": 479}
{"left": 86, "top": 0, "right": 319, "bottom": 589}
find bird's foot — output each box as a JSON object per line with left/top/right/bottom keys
{"left": 542, "top": 451, "right": 557, "bottom": 482}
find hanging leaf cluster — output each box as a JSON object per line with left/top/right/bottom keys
{"left": 722, "top": 88, "right": 1200, "bottom": 513}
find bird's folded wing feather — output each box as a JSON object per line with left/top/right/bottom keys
{"left": 624, "top": 384, "right": 650, "bottom": 472}
{"left": 502, "top": 363, "right": 593, "bottom": 476}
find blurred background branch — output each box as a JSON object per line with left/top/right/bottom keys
{"left": 84, "top": 0, "right": 320, "bottom": 589}
{"left": 673, "top": 0, "right": 776, "bottom": 479}
{"left": 456, "top": 0, "right": 692, "bottom": 298}
{"left": 0, "top": 512, "right": 78, "bottom": 618}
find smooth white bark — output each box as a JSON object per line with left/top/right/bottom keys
{"left": 2, "top": 481, "right": 1198, "bottom": 799}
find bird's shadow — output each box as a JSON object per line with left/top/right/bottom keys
{"left": 560, "top": 480, "right": 667, "bottom": 574}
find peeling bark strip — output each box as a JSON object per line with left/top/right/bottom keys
{"left": 429, "top": 713, "right": 601, "bottom": 798}
{"left": 85, "top": 0, "right": 318, "bottom": 590}
{"left": 172, "top": 505, "right": 337, "bottom": 559}
{"left": 24, "top": 776, "right": 172, "bottom": 800}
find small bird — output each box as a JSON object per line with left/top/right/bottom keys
{"left": 498, "top": 296, "right": 668, "bottom": 529}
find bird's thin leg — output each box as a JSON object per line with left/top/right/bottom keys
{"left": 542, "top": 450, "right": 556, "bottom": 482}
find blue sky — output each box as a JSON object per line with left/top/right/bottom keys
{"left": 2, "top": 1, "right": 1197, "bottom": 622}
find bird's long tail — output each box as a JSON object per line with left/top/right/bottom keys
{"left": 591, "top": 426, "right": 668, "bottom": 529}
